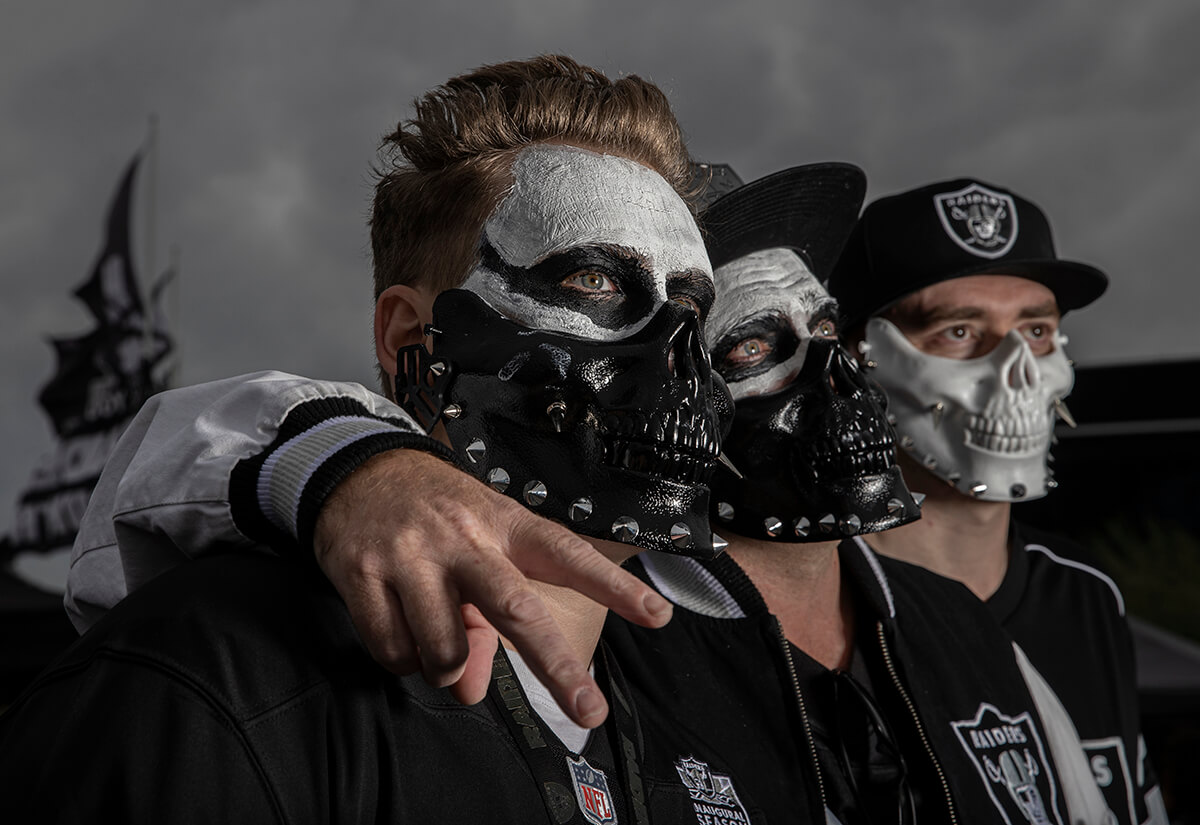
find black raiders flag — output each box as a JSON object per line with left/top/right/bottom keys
{"left": 1, "top": 152, "right": 174, "bottom": 561}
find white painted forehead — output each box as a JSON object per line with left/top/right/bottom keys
{"left": 709, "top": 247, "right": 828, "bottom": 342}
{"left": 484, "top": 144, "right": 711, "bottom": 280}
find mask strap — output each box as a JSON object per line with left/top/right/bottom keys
{"left": 393, "top": 340, "right": 454, "bottom": 432}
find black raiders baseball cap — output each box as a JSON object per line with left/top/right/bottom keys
{"left": 827, "top": 177, "right": 1109, "bottom": 328}
{"left": 692, "top": 162, "right": 867, "bottom": 279}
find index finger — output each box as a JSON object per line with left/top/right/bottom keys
{"left": 508, "top": 512, "right": 673, "bottom": 629}
{"left": 455, "top": 555, "right": 609, "bottom": 729}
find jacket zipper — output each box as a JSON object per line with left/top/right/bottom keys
{"left": 773, "top": 617, "right": 828, "bottom": 815}
{"left": 875, "top": 621, "right": 958, "bottom": 825}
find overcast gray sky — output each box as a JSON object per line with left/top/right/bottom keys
{"left": 3, "top": 0, "right": 1198, "bottom": 566}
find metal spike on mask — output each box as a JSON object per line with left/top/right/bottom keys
{"left": 717, "top": 453, "right": 744, "bottom": 479}
{"left": 764, "top": 517, "right": 783, "bottom": 537}
{"left": 923, "top": 454, "right": 938, "bottom": 470}
{"left": 670, "top": 523, "right": 693, "bottom": 549}
{"left": 428, "top": 361, "right": 447, "bottom": 377}
{"left": 930, "top": 402, "right": 945, "bottom": 430}
{"left": 712, "top": 533, "right": 729, "bottom": 553}
{"left": 818, "top": 514, "right": 836, "bottom": 533}
{"left": 969, "top": 482, "right": 988, "bottom": 497}
{"left": 793, "top": 517, "right": 811, "bottom": 538}
{"left": 423, "top": 324, "right": 442, "bottom": 337}
{"left": 1053, "top": 398, "right": 1077, "bottom": 429}
{"left": 887, "top": 498, "right": 904, "bottom": 515}
{"left": 443, "top": 404, "right": 463, "bottom": 420}
{"left": 716, "top": 502, "right": 735, "bottom": 522}
{"left": 1046, "top": 478, "right": 1059, "bottom": 489}
{"left": 840, "top": 514, "right": 862, "bottom": 535}
{"left": 546, "top": 400, "right": 568, "bottom": 433}
{"left": 569, "top": 497, "right": 594, "bottom": 522}
{"left": 611, "top": 516, "right": 640, "bottom": 543}
{"left": 523, "top": 481, "right": 548, "bottom": 506}
{"left": 900, "top": 435, "right": 914, "bottom": 449}
{"left": 486, "top": 467, "right": 510, "bottom": 492}
{"left": 1010, "top": 484, "right": 1027, "bottom": 498}
{"left": 912, "top": 492, "right": 926, "bottom": 507}
{"left": 465, "top": 438, "right": 487, "bottom": 465}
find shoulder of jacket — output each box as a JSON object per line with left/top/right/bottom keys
{"left": 1014, "top": 524, "right": 1126, "bottom": 617}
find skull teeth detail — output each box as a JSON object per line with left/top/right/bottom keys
{"left": 964, "top": 413, "right": 1050, "bottom": 455}
{"left": 600, "top": 407, "right": 720, "bottom": 485}
{"left": 809, "top": 420, "right": 897, "bottom": 478}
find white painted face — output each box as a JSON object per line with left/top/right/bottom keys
{"left": 707, "top": 248, "right": 839, "bottom": 399}
{"left": 461, "top": 144, "right": 714, "bottom": 340}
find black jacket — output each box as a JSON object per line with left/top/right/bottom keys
{"left": 605, "top": 540, "right": 1095, "bottom": 825}
{"left": 993, "top": 524, "right": 1161, "bottom": 825}
{"left": 0, "top": 552, "right": 740, "bottom": 825}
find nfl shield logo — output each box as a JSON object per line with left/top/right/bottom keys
{"left": 568, "top": 755, "right": 617, "bottom": 824}
{"left": 933, "top": 182, "right": 1019, "bottom": 259}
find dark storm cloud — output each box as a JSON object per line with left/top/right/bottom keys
{"left": 3, "top": 0, "right": 1198, "bottom": 574}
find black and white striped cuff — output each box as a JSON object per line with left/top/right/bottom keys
{"left": 230, "top": 397, "right": 455, "bottom": 554}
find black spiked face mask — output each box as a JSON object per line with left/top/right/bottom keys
{"left": 711, "top": 337, "right": 920, "bottom": 542}
{"left": 396, "top": 289, "right": 734, "bottom": 558}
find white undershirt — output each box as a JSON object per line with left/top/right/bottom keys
{"left": 505, "top": 647, "right": 594, "bottom": 754}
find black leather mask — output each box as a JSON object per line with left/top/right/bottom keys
{"left": 712, "top": 337, "right": 920, "bottom": 542}
{"left": 397, "top": 289, "right": 734, "bottom": 558}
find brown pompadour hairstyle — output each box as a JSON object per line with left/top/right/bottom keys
{"left": 369, "top": 54, "right": 696, "bottom": 303}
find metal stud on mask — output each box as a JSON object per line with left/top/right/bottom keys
{"left": 859, "top": 317, "right": 1074, "bottom": 502}
{"left": 395, "top": 289, "right": 733, "bottom": 558}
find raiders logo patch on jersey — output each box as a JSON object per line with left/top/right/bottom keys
{"left": 952, "top": 703, "right": 1065, "bottom": 825}
{"left": 675, "top": 756, "right": 751, "bottom": 824}
{"left": 933, "top": 182, "right": 1019, "bottom": 259}
{"left": 568, "top": 755, "right": 617, "bottom": 825}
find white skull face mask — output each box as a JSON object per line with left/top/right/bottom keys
{"left": 461, "top": 144, "right": 713, "bottom": 340}
{"left": 707, "top": 248, "right": 835, "bottom": 399}
{"left": 861, "top": 317, "right": 1074, "bottom": 502}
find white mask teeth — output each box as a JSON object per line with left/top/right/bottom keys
{"left": 963, "top": 411, "right": 1052, "bottom": 456}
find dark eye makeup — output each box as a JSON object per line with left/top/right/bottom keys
{"left": 478, "top": 239, "right": 657, "bottom": 332}
{"left": 711, "top": 314, "right": 799, "bottom": 383}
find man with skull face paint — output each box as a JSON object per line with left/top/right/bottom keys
{"left": 0, "top": 57, "right": 747, "bottom": 823}
{"left": 603, "top": 165, "right": 1110, "bottom": 825}
{"left": 827, "top": 178, "right": 1166, "bottom": 825}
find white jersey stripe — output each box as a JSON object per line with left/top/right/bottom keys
{"left": 1024, "top": 542, "right": 1126, "bottom": 617}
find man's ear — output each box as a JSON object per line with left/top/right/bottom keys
{"left": 376, "top": 284, "right": 437, "bottom": 377}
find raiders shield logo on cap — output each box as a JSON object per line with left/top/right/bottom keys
{"left": 933, "top": 182, "right": 1020, "bottom": 259}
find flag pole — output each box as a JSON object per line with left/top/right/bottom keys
{"left": 167, "top": 242, "right": 182, "bottom": 386}
{"left": 143, "top": 114, "right": 159, "bottom": 354}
